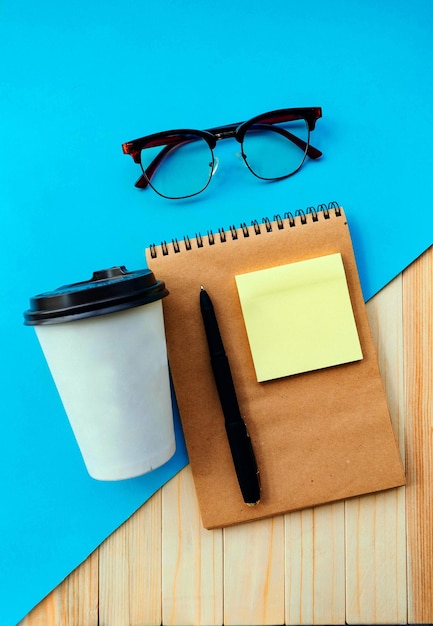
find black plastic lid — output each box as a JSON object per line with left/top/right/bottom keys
{"left": 24, "top": 266, "right": 169, "bottom": 325}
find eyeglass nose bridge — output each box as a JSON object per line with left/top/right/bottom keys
{"left": 211, "top": 126, "right": 255, "bottom": 173}
{"left": 213, "top": 127, "right": 239, "bottom": 142}
{"left": 235, "top": 150, "right": 249, "bottom": 168}
{"left": 209, "top": 144, "right": 247, "bottom": 180}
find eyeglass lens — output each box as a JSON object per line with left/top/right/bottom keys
{"left": 241, "top": 118, "right": 309, "bottom": 180}
{"left": 140, "top": 134, "right": 214, "bottom": 199}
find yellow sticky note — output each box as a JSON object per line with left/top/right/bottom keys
{"left": 235, "top": 253, "right": 363, "bottom": 382}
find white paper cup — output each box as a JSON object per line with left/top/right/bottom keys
{"left": 24, "top": 266, "right": 175, "bottom": 480}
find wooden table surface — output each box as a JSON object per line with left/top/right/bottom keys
{"left": 20, "top": 246, "right": 432, "bottom": 626}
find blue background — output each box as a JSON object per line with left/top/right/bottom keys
{"left": 1, "top": 1, "right": 433, "bottom": 624}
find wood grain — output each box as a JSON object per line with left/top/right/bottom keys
{"left": 345, "top": 275, "right": 407, "bottom": 624}
{"left": 19, "top": 549, "right": 98, "bottom": 626}
{"left": 98, "top": 489, "right": 162, "bottom": 626}
{"left": 161, "top": 465, "right": 223, "bottom": 626}
{"left": 285, "top": 503, "right": 345, "bottom": 625}
{"left": 403, "top": 246, "right": 433, "bottom": 623}
{"left": 17, "top": 247, "right": 433, "bottom": 626}
{"left": 224, "top": 516, "right": 285, "bottom": 625}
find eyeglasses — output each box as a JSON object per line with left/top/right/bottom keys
{"left": 122, "top": 107, "right": 322, "bottom": 200}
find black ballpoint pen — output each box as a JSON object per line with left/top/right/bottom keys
{"left": 199, "top": 286, "right": 261, "bottom": 506}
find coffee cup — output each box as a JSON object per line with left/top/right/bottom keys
{"left": 24, "top": 266, "right": 175, "bottom": 480}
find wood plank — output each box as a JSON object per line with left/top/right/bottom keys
{"left": 346, "top": 275, "right": 407, "bottom": 624}
{"left": 224, "top": 516, "right": 285, "bottom": 626}
{"left": 284, "top": 503, "right": 345, "bottom": 625}
{"left": 345, "top": 488, "right": 407, "bottom": 624}
{"left": 161, "top": 466, "right": 223, "bottom": 626}
{"left": 18, "top": 549, "right": 99, "bottom": 626}
{"left": 366, "top": 274, "right": 406, "bottom": 455}
{"left": 98, "top": 490, "right": 162, "bottom": 626}
{"left": 403, "top": 246, "right": 433, "bottom": 623}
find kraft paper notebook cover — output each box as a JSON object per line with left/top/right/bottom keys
{"left": 146, "top": 203, "right": 405, "bottom": 529}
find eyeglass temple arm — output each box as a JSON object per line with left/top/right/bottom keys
{"left": 134, "top": 143, "right": 173, "bottom": 189}
{"left": 123, "top": 135, "right": 195, "bottom": 189}
{"left": 132, "top": 124, "right": 322, "bottom": 189}
{"left": 250, "top": 124, "right": 322, "bottom": 160}
{"left": 207, "top": 122, "right": 322, "bottom": 159}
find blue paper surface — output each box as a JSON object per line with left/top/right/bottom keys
{"left": 1, "top": 1, "right": 433, "bottom": 624}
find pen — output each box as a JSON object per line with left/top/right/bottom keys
{"left": 199, "top": 286, "right": 261, "bottom": 506}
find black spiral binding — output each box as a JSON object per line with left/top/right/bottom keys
{"left": 149, "top": 201, "right": 341, "bottom": 259}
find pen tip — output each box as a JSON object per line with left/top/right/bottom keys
{"left": 200, "top": 285, "right": 205, "bottom": 291}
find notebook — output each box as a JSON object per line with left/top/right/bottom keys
{"left": 145, "top": 203, "right": 406, "bottom": 529}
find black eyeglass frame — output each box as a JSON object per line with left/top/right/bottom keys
{"left": 122, "top": 107, "right": 322, "bottom": 197}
